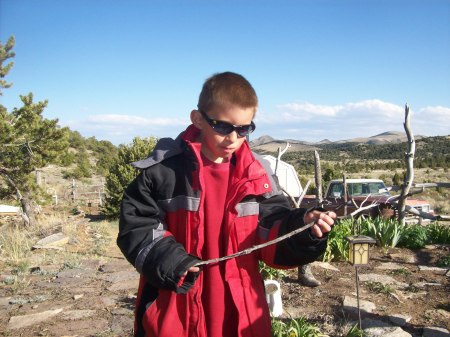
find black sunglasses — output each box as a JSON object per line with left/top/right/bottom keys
{"left": 198, "top": 109, "right": 256, "bottom": 137}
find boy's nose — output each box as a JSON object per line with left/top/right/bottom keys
{"left": 226, "top": 130, "right": 239, "bottom": 142}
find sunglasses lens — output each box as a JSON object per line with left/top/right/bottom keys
{"left": 213, "top": 121, "right": 235, "bottom": 135}
{"left": 236, "top": 122, "right": 255, "bottom": 137}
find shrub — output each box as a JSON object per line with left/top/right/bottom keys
{"left": 426, "top": 222, "right": 450, "bottom": 244}
{"left": 398, "top": 224, "right": 428, "bottom": 249}
{"left": 101, "top": 137, "right": 157, "bottom": 219}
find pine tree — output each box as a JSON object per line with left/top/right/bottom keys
{"left": 0, "top": 37, "right": 69, "bottom": 226}
{"left": 101, "top": 137, "right": 157, "bottom": 219}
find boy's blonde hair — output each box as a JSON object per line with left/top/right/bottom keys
{"left": 198, "top": 72, "right": 258, "bottom": 113}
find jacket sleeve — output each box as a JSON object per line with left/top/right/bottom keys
{"left": 117, "top": 170, "right": 201, "bottom": 294}
{"left": 257, "top": 189, "right": 328, "bottom": 269}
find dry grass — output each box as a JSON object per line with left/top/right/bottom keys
{"left": 0, "top": 210, "right": 118, "bottom": 280}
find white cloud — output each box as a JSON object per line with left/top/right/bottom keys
{"left": 63, "top": 114, "right": 190, "bottom": 145}
{"left": 254, "top": 99, "right": 449, "bottom": 142}
{"left": 86, "top": 114, "right": 188, "bottom": 126}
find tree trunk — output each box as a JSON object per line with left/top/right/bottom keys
{"left": 20, "top": 192, "right": 36, "bottom": 226}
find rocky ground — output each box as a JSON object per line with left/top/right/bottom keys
{"left": 0, "top": 215, "right": 449, "bottom": 337}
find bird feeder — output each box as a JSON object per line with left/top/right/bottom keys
{"left": 345, "top": 235, "right": 376, "bottom": 266}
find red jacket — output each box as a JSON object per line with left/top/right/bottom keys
{"left": 118, "top": 125, "right": 327, "bottom": 337}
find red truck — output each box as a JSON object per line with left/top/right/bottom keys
{"left": 299, "top": 179, "right": 432, "bottom": 220}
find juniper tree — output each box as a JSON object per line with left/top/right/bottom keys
{"left": 101, "top": 136, "right": 157, "bottom": 219}
{"left": 0, "top": 36, "right": 69, "bottom": 226}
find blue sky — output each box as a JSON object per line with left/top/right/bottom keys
{"left": 1, "top": 0, "right": 449, "bottom": 145}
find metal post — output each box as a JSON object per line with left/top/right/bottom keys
{"left": 355, "top": 266, "right": 362, "bottom": 331}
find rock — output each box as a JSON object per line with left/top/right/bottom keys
{"left": 389, "top": 253, "right": 416, "bottom": 264}
{"left": 61, "top": 309, "right": 96, "bottom": 320}
{"left": 33, "top": 232, "right": 69, "bottom": 250}
{"left": 418, "top": 265, "right": 448, "bottom": 274}
{"left": 0, "top": 296, "right": 12, "bottom": 306}
{"left": 364, "top": 326, "right": 411, "bottom": 337}
{"left": 107, "top": 278, "right": 139, "bottom": 292}
{"left": 73, "top": 294, "right": 84, "bottom": 300}
{"left": 375, "top": 262, "right": 405, "bottom": 270}
{"left": 311, "top": 261, "right": 340, "bottom": 272}
{"left": 7, "top": 308, "right": 63, "bottom": 329}
{"left": 422, "top": 326, "right": 450, "bottom": 337}
{"left": 343, "top": 296, "right": 376, "bottom": 315}
{"left": 388, "top": 314, "right": 411, "bottom": 327}
{"left": 358, "top": 273, "right": 408, "bottom": 289}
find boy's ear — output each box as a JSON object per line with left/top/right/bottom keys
{"left": 190, "top": 110, "right": 204, "bottom": 130}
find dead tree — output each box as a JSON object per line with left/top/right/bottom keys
{"left": 397, "top": 104, "right": 415, "bottom": 226}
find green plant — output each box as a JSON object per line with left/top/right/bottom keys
{"left": 365, "top": 281, "right": 394, "bottom": 295}
{"left": 101, "top": 136, "right": 157, "bottom": 219}
{"left": 271, "top": 317, "right": 325, "bottom": 337}
{"left": 398, "top": 224, "right": 428, "bottom": 249}
{"left": 259, "top": 261, "right": 286, "bottom": 280}
{"left": 436, "top": 255, "right": 450, "bottom": 268}
{"left": 426, "top": 222, "right": 450, "bottom": 244}
{"left": 323, "top": 218, "right": 353, "bottom": 262}
{"left": 389, "top": 268, "right": 411, "bottom": 277}
{"left": 363, "top": 217, "right": 404, "bottom": 251}
{"left": 345, "top": 323, "right": 364, "bottom": 337}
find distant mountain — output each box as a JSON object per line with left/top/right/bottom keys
{"left": 250, "top": 131, "right": 425, "bottom": 152}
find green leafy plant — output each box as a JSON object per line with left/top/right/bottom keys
{"left": 364, "top": 217, "right": 404, "bottom": 251}
{"left": 365, "top": 281, "right": 394, "bottom": 295}
{"left": 323, "top": 218, "right": 353, "bottom": 262}
{"left": 426, "top": 222, "right": 450, "bottom": 244}
{"left": 271, "top": 317, "right": 325, "bottom": 337}
{"left": 345, "top": 323, "right": 364, "bottom": 337}
{"left": 398, "top": 224, "right": 428, "bottom": 249}
{"left": 436, "top": 255, "right": 450, "bottom": 268}
{"left": 259, "top": 261, "right": 286, "bottom": 280}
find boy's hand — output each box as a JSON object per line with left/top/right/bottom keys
{"left": 304, "top": 210, "right": 336, "bottom": 238}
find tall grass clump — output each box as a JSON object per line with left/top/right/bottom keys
{"left": 0, "top": 226, "right": 34, "bottom": 267}
{"left": 363, "top": 217, "right": 405, "bottom": 251}
{"left": 323, "top": 218, "right": 353, "bottom": 262}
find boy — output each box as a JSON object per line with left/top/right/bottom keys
{"left": 118, "top": 72, "right": 336, "bottom": 337}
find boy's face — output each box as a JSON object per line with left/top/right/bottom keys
{"left": 191, "top": 104, "right": 255, "bottom": 163}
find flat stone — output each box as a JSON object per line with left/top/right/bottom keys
{"left": 110, "top": 313, "right": 134, "bottom": 334}
{"left": 389, "top": 253, "right": 416, "bottom": 264}
{"left": 375, "top": 262, "right": 405, "bottom": 270}
{"left": 100, "top": 295, "right": 118, "bottom": 307}
{"left": 358, "top": 273, "right": 409, "bottom": 289}
{"left": 343, "top": 296, "right": 376, "bottom": 315}
{"left": 57, "top": 268, "right": 97, "bottom": 279}
{"left": 0, "top": 296, "right": 12, "bottom": 306}
{"left": 107, "top": 278, "right": 139, "bottom": 292}
{"left": 388, "top": 314, "right": 411, "bottom": 327}
{"left": 80, "top": 259, "right": 102, "bottom": 271}
{"left": 422, "top": 326, "right": 450, "bottom": 337}
{"left": 102, "top": 270, "right": 139, "bottom": 284}
{"left": 7, "top": 308, "right": 63, "bottom": 329}
{"left": 73, "top": 294, "right": 84, "bottom": 300}
{"left": 99, "top": 259, "right": 133, "bottom": 273}
{"left": 418, "top": 265, "right": 448, "bottom": 274}
{"left": 364, "top": 326, "right": 411, "bottom": 337}
{"left": 33, "top": 232, "right": 69, "bottom": 249}
{"left": 61, "top": 309, "right": 96, "bottom": 320}
{"left": 46, "top": 318, "right": 109, "bottom": 335}
{"left": 312, "top": 261, "right": 340, "bottom": 272}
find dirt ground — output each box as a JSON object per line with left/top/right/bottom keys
{"left": 0, "top": 216, "right": 449, "bottom": 337}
